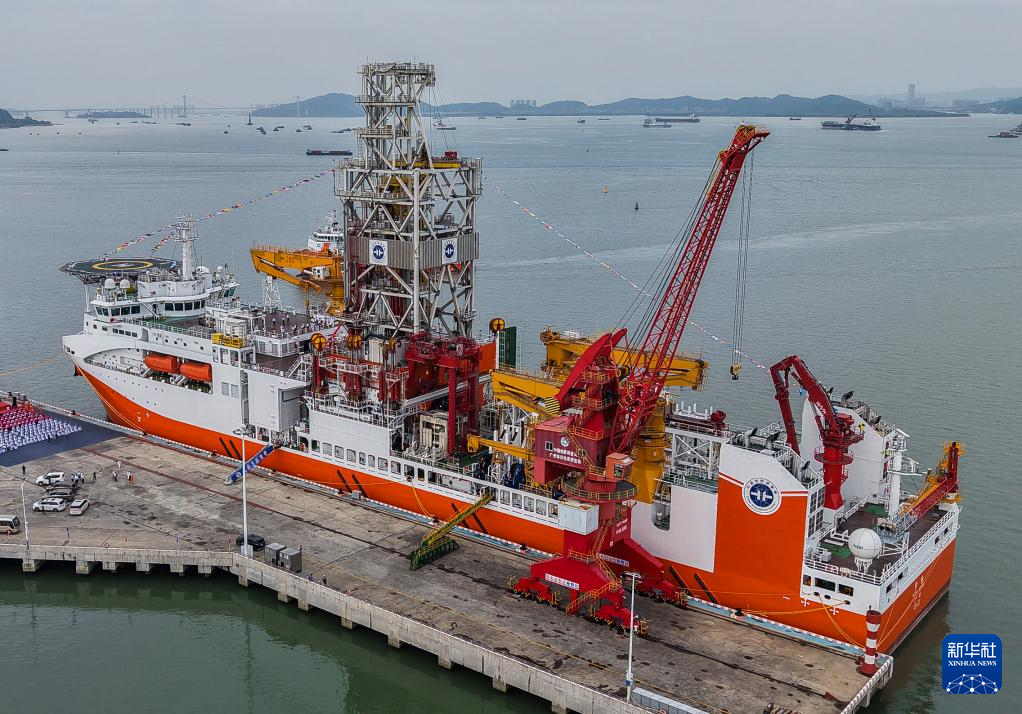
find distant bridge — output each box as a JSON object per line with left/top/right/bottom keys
{"left": 8, "top": 95, "right": 304, "bottom": 119}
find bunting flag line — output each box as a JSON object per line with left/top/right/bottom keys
{"left": 492, "top": 183, "right": 769, "bottom": 372}
{"left": 100, "top": 169, "right": 335, "bottom": 258}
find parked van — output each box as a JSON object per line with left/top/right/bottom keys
{"left": 1, "top": 515, "right": 22, "bottom": 534}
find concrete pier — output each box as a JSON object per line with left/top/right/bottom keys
{"left": 0, "top": 429, "right": 894, "bottom": 714}
{"left": 76, "top": 560, "right": 96, "bottom": 575}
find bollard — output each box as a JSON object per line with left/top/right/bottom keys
{"left": 857, "top": 609, "right": 882, "bottom": 675}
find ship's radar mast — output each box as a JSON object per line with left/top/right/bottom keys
{"left": 174, "top": 216, "right": 199, "bottom": 278}
{"left": 336, "top": 62, "right": 481, "bottom": 338}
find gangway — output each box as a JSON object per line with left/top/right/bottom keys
{"left": 224, "top": 443, "right": 276, "bottom": 485}
{"left": 408, "top": 490, "right": 494, "bottom": 570}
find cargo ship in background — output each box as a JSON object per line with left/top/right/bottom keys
{"left": 822, "top": 114, "right": 882, "bottom": 131}
{"left": 60, "top": 61, "right": 960, "bottom": 653}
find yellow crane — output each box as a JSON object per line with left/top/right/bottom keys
{"left": 249, "top": 244, "right": 345, "bottom": 315}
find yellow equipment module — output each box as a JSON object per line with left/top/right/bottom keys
{"left": 482, "top": 327, "right": 709, "bottom": 505}
{"left": 539, "top": 328, "right": 707, "bottom": 390}
{"left": 249, "top": 244, "right": 345, "bottom": 316}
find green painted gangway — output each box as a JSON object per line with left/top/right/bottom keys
{"left": 408, "top": 489, "right": 494, "bottom": 570}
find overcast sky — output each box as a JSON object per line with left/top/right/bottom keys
{"left": 4, "top": 0, "right": 1020, "bottom": 108}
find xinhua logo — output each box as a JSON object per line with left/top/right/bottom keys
{"left": 943, "top": 634, "right": 1001, "bottom": 693}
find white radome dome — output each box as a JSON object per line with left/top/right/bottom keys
{"left": 104, "top": 278, "right": 116, "bottom": 289}
{"left": 848, "top": 528, "right": 883, "bottom": 560}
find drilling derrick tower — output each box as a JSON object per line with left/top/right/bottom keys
{"left": 304, "top": 62, "right": 488, "bottom": 459}
{"left": 337, "top": 62, "right": 482, "bottom": 338}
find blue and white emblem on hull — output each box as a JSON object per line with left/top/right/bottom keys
{"left": 743, "top": 477, "right": 781, "bottom": 515}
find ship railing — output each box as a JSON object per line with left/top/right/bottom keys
{"left": 248, "top": 363, "right": 286, "bottom": 378}
{"left": 490, "top": 365, "right": 555, "bottom": 383}
{"left": 567, "top": 424, "right": 606, "bottom": 441}
{"left": 660, "top": 467, "right": 719, "bottom": 494}
{"left": 664, "top": 418, "right": 734, "bottom": 442}
{"left": 806, "top": 507, "right": 958, "bottom": 589}
{"left": 882, "top": 508, "right": 957, "bottom": 581}
{"left": 878, "top": 514, "right": 959, "bottom": 608}
{"left": 247, "top": 362, "right": 308, "bottom": 382}
{"left": 571, "top": 394, "right": 615, "bottom": 411}
{"left": 395, "top": 449, "right": 476, "bottom": 477}
{"left": 208, "top": 298, "right": 307, "bottom": 318}
{"left": 803, "top": 556, "right": 882, "bottom": 586}
{"left": 306, "top": 395, "right": 415, "bottom": 429}
{"left": 135, "top": 319, "right": 214, "bottom": 340}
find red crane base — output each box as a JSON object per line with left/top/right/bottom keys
{"left": 514, "top": 529, "right": 686, "bottom": 626}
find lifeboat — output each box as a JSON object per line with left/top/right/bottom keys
{"left": 179, "top": 361, "right": 213, "bottom": 382}
{"left": 144, "top": 354, "right": 180, "bottom": 374}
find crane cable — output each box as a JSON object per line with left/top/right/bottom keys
{"left": 730, "top": 152, "right": 754, "bottom": 380}
{"left": 490, "top": 183, "right": 772, "bottom": 372}
{"left": 614, "top": 162, "right": 717, "bottom": 362}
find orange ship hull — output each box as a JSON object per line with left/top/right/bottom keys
{"left": 81, "top": 368, "right": 954, "bottom": 651}
{"left": 81, "top": 368, "right": 566, "bottom": 555}
{"left": 661, "top": 541, "right": 954, "bottom": 652}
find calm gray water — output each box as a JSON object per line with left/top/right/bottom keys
{"left": 1, "top": 112, "right": 1020, "bottom": 712}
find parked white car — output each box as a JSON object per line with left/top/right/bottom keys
{"left": 68, "top": 498, "right": 90, "bottom": 516}
{"left": 36, "top": 471, "right": 66, "bottom": 486}
{"left": 32, "top": 497, "right": 68, "bottom": 512}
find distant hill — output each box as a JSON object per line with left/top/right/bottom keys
{"left": 969, "top": 96, "right": 1022, "bottom": 114}
{"left": 254, "top": 92, "right": 962, "bottom": 119}
{"left": 444, "top": 93, "right": 960, "bottom": 117}
{"left": 252, "top": 93, "right": 361, "bottom": 117}
{"left": 0, "top": 108, "right": 52, "bottom": 128}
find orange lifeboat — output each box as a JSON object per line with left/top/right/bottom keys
{"left": 179, "top": 361, "right": 213, "bottom": 382}
{"left": 144, "top": 354, "right": 180, "bottom": 374}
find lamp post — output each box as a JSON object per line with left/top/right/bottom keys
{"left": 623, "top": 570, "right": 640, "bottom": 703}
{"left": 233, "top": 425, "right": 252, "bottom": 557}
{"left": 21, "top": 481, "right": 30, "bottom": 550}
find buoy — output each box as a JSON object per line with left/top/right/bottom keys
{"left": 602, "top": 185, "right": 608, "bottom": 193}
{"left": 634, "top": 201, "right": 639, "bottom": 210}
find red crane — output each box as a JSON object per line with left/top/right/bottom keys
{"left": 515, "top": 125, "right": 770, "bottom": 626}
{"left": 769, "top": 355, "right": 864, "bottom": 510}
{"left": 610, "top": 124, "right": 770, "bottom": 456}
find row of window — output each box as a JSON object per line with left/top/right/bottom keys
{"left": 304, "top": 437, "right": 558, "bottom": 519}
{"left": 803, "top": 575, "right": 855, "bottom": 598}
{"left": 111, "top": 327, "right": 136, "bottom": 337}
{"left": 214, "top": 347, "right": 252, "bottom": 366}
{"left": 164, "top": 300, "right": 206, "bottom": 312}
{"left": 96, "top": 305, "right": 142, "bottom": 317}
{"left": 221, "top": 382, "right": 240, "bottom": 398}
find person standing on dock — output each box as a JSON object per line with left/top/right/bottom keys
{"left": 21, "top": 465, "right": 26, "bottom": 477}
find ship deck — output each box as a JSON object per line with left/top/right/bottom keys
{"left": 1, "top": 424, "right": 889, "bottom": 714}
{"left": 822, "top": 503, "right": 947, "bottom": 577}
